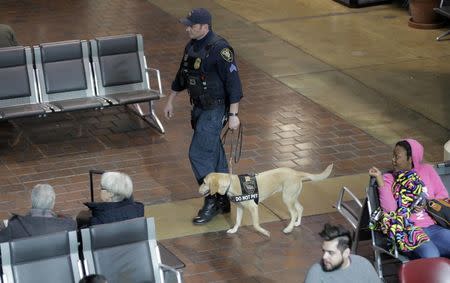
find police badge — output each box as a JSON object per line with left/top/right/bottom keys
{"left": 194, "top": 58, "right": 201, "bottom": 69}
{"left": 243, "top": 176, "right": 256, "bottom": 194}
{"left": 220, "top": 48, "right": 233, "bottom": 62}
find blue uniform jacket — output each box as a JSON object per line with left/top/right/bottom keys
{"left": 171, "top": 31, "right": 243, "bottom": 104}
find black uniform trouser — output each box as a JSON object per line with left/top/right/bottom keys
{"left": 189, "top": 105, "right": 228, "bottom": 185}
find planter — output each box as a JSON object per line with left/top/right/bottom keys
{"left": 408, "top": 0, "right": 444, "bottom": 29}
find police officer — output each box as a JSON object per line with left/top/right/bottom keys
{"left": 164, "top": 8, "right": 243, "bottom": 224}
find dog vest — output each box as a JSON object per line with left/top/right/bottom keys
{"left": 230, "top": 174, "right": 259, "bottom": 204}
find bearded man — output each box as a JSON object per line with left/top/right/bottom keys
{"left": 304, "top": 223, "right": 380, "bottom": 283}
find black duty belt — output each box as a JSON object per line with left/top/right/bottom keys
{"left": 191, "top": 98, "right": 225, "bottom": 108}
{"left": 230, "top": 173, "right": 259, "bottom": 204}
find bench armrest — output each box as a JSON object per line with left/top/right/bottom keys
{"left": 336, "top": 186, "right": 363, "bottom": 230}
{"left": 145, "top": 67, "right": 164, "bottom": 97}
{"left": 159, "top": 263, "right": 183, "bottom": 283}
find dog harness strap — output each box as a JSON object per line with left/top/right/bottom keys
{"left": 230, "top": 174, "right": 259, "bottom": 204}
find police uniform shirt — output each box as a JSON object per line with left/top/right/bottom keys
{"left": 171, "top": 31, "right": 243, "bottom": 104}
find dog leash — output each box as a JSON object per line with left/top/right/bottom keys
{"left": 221, "top": 120, "right": 243, "bottom": 200}
{"left": 221, "top": 122, "right": 243, "bottom": 166}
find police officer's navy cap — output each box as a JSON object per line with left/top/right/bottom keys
{"left": 180, "top": 8, "right": 212, "bottom": 26}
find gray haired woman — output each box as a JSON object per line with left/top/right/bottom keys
{"left": 80, "top": 172, "right": 144, "bottom": 227}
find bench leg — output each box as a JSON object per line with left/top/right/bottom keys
{"left": 126, "top": 101, "right": 165, "bottom": 134}
{"left": 373, "top": 249, "right": 384, "bottom": 281}
{"left": 436, "top": 30, "right": 450, "bottom": 41}
{"left": 8, "top": 128, "right": 23, "bottom": 147}
{"left": 5, "top": 121, "right": 46, "bottom": 160}
{"left": 3, "top": 120, "right": 26, "bottom": 148}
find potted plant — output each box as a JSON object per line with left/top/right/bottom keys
{"left": 407, "top": 0, "right": 444, "bottom": 29}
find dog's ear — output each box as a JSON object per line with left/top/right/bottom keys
{"left": 208, "top": 174, "right": 230, "bottom": 195}
{"left": 217, "top": 175, "right": 230, "bottom": 195}
{"left": 208, "top": 174, "right": 220, "bottom": 195}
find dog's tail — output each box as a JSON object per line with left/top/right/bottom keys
{"left": 301, "top": 164, "right": 333, "bottom": 182}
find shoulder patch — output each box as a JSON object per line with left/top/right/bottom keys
{"left": 220, "top": 48, "right": 233, "bottom": 62}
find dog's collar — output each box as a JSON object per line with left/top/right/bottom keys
{"left": 224, "top": 178, "right": 232, "bottom": 196}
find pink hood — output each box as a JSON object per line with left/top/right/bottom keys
{"left": 405, "top": 138, "right": 424, "bottom": 170}
{"left": 378, "top": 139, "right": 449, "bottom": 228}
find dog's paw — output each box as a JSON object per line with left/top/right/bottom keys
{"left": 257, "top": 229, "right": 270, "bottom": 237}
{"left": 283, "top": 227, "right": 294, "bottom": 234}
{"left": 294, "top": 220, "right": 302, "bottom": 227}
{"left": 262, "top": 230, "right": 270, "bottom": 237}
{"left": 227, "top": 228, "right": 238, "bottom": 234}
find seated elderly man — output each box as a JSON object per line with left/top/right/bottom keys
{"left": 0, "top": 24, "right": 18, "bottom": 47}
{"left": 0, "top": 184, "right": 76, "bottom": 242}
{"left": 80, "top": 171, "right": 144, "bottom": 227}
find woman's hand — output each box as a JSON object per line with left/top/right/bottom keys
{"left": 411, "top": 195, "right": 426, "bottom": 213}
{"left": 369, "top": 166, "right": 385, "bottom": 188}
{"left": 369, "top": 166, "right": 382, "bottom": 178}
{"left": 413, "top": 203, "right": 426, "bottom": 213}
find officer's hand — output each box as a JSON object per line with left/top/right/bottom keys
{"left": 228, "top": 116, "right": 240, "bottom": 130}
{"left": 164, "top": 102, "right": 173, "bottom": 119}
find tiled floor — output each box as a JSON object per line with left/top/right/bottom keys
{"left": 160, "top": 213, "right": 352, "bottom": 283}
{"left": 151, "top": 0, "right": 450, "bottom": 161}
{"left": 0, "top": 0, "right": 394, "bottom": 219}
{"left": 0, "top": 0, "right": 448, "bottom": 282}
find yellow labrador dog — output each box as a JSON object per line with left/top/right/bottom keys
{"left": 199, "top": 164, "right": 333, "bottom": 237}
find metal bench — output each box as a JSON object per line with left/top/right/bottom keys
{"left": 90, "top": 34, "right": 164, "bottom": 134}
{"left": 336, "top": 160, "right": 450, "bottom": 280}
{"left": 0, "top": 34, "right": 165, "bottom": 134}
{"left": 435, "top": 0, "right": 450, "bottom": 41}
{"left": 0, "top": 46, "right": 49, "bottom": 120}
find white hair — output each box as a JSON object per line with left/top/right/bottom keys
{"left": 101, "top": 172, "right": 133, "bottom": 202}
{"left": 31, "top": 184, "right": 55, "bottom": 210}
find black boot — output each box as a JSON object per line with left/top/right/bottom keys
{"left": 216, "top": 193, "right": 230, "bottom": 214}
{"left": 192, "top": 194, "right": 220, "bottom": 225}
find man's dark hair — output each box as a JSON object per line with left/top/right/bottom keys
{"left": 79, "top": 274, "right": 107, "bottom": 283}
{"left": 319, "top": 223, "right": 352, "bottom": 252}
{"left": 395, "top": 140, "right": 414, "bottom": 168}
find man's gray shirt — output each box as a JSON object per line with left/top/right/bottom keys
{"left": 0, "top": 24, "right": 18, "bottom": 47}
{"left": 304, "top": 254, "right": 381, "bottom": 283}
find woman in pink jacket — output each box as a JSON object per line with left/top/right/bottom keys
{"left": 369, "top": 138, "right": 449, "bottom": 259}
